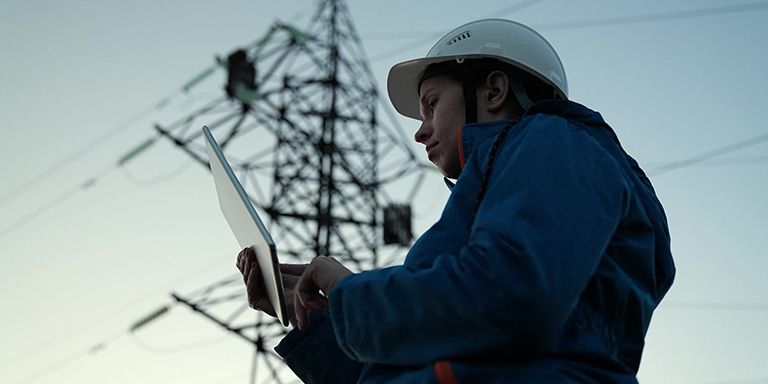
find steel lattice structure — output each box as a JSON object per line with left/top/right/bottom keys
{"left": 155, "top": 0, "right": 428, "bottom": 382}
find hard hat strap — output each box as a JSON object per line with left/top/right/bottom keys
{"left": 509, "top": 79, "right": 534, "bottom": 112}
{"left": 458, "top": 69, "right": 478, "bottom": 124}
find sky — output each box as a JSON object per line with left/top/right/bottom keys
{"left": 1, "top": 0, "right": 767, "bottom": 383}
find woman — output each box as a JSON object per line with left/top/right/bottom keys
{"left": 236, "top": 19, "right": 675, "bottom": 383}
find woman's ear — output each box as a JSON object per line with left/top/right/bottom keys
{"left": 483, "top": 70, "right": 511, "bottom": 113}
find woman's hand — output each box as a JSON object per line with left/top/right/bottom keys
{"left": 236, "top": 247, "right": 307, "bottom": 327}
{"left": 294, "top": 256, "right": 353, "bottom": 330}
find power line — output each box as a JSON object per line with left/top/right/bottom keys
{"left": 537, "top": 1, "right": 768, "bottom": 30}
{"left": 15, "top": 348, "right": 95, "bottom": 384}
{"left": 363, "top": 1, "right": 768, "bottom": 44}
{"left": 9, "top": 129, "right": 760, "bottom": 242}
{"left": 480, "top": 0, "right": 544, "bottom": 19}
{"left": 129, "top": 332, "right": 230, "bottom": 354}
{"left": 14, "top": 330, "right": 126, "bottom": 384}
{"left": 694, "top": 377, "right": 768, "bottom": 384}
{"left": 0, "top": 258, "right": 228, "bottom": 370}
{"left": 368, "top": 0, "right": 544, "bottom": 62}
{"left": 0, "top": 100, "right": 168, "bottom": 209}
{"left": 0, "top": 164, "right": 116, "bottom": 240}
{"left": 0, "top": 59, "right": 227, "bottom": 210}
{"left": 662, "top": 301, "right": 768, "bottom": 311}
{"left": 644, "top": 156, "right": 768, "bottom": 168}
{"left": 14, "top": 308, "right": 243, "bottom": 384}
{"left": 0, "top": 131, "right": 192, "bottom": 241}
{"left": 648, "top": 131, "right": 768, "bottom": 176}
{"left": 119, "top": 158, "right": 193, "bottom": 188}
{"left": 10, "top": 318, "right": 226, "bottom": 384}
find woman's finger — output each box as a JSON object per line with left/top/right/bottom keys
{"left": 294, "top": 265, "right": 320, "bottom": 330}
{"left": 281, "top": 273, "right": 300, "bottom": 289}
{"left": 280, "top": 263, "right": 308, "bottom": 276}
{"left": 304, "top": 295, "right": 328, "bottom": 310}
{"left": 302, "top": 298, "right": 327, "bottom": 311}
{"left": 294, "top": 288, "right": 308, "bottom": 330}
{"left": 242, "top": 252, "right": 253, "bottom": 282}
{"left": 236, "top": 248, "right": 247, "bottom": 272}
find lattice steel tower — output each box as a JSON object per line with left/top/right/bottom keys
{"left": 154, "top": 0, "right": 427, "bottom": 382}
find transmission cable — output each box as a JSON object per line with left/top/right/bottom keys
{"left": 694, "top": 377, "right": 768, "bottom": 384}
{"left": 0, "top": 133, "right": 167, "bottom": 240}
{"left": 648, "top": 131, "right": 768, "bottom": 176}
{"left": 537, "top": 1, "right": 768, "bottom": 30}
{"left": 0, "top": 258, "right": 229, "bottom": 371}
{"left": 0, "top": 163, "right": 116, "bottom": 239}
{"left": 368, "top": 0, "right": 544, "bottom": 62}
{"left": 129, "top": 332, "right": 231, "bottom": 354}
{"left": 662, "top": 301, "right": 768, "bottom": 311}
{"left": 365, "top": 1, "right": 768, "bottom": 61}
{"left": 13, "top": 329, "right": 126, "bottom": 384}
{"left": 0, "top": 99, "right": 168, "bottom": 208}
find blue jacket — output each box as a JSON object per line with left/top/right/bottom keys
{"left": 275, "top": 100, "right": 675, "bottom": 383}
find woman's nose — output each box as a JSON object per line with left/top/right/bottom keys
{"left": 414, "top": 123, "right": 431, "bottom": 144}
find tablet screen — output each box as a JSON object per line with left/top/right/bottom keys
{"left": 203, "top": 126, "right": 289, "bottom": 326}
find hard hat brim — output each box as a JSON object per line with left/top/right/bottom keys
{"left": 387, "top": 55, "right": 467, "bottom": 121}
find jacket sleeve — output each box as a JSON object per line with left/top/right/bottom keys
{"left": 328, "top": 117, "right": 630, "bottom": 365}
{"left": 274, "top": 312, "right": 363, "bottom": 383}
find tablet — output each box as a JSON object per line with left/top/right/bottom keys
{"left": 202, "top": 126, "right": 289, "bottom": 326}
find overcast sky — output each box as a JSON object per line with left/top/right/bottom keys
{"left": 1, "top": 1, "right": 767, "bottom": 383}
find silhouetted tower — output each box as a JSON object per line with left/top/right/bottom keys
{"left": 154, "top": 0, "right": 427, "bottom": 382}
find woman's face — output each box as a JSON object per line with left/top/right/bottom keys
{"left": 414, "top": 75, "right": 465, "bottom": 179}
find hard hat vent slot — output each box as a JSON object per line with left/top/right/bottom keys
{"left": 447, "top": 31, "right": 471, "bottom": 46}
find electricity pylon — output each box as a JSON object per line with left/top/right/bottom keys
{"left": 154, "top": 0, "right": 428, "bottom": 382}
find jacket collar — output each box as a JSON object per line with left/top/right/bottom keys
{"left": 458, "top": 100, "right": 609, "bottom": 170}
{"left": 527, "top": 99, "right": 608, "bottom": 126}
{"left": 441, "top": 120, "right": 511, "bottom": 191}
{"left": 459, "top": 120, "right": 514, "bottom": 170}
{"left": 444, "top": 100, "right": 609, "bottom": 191}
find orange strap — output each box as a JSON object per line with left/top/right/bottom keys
{"left": 433, "top": 361, "right": 459, "bottom": 384}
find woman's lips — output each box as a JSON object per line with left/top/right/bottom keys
{"left": 426, "top": 143, "right": 438, "bottom": 159}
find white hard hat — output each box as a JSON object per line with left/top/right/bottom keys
{"left": 387, "top": 19, "right": 568, "bottom": 120}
